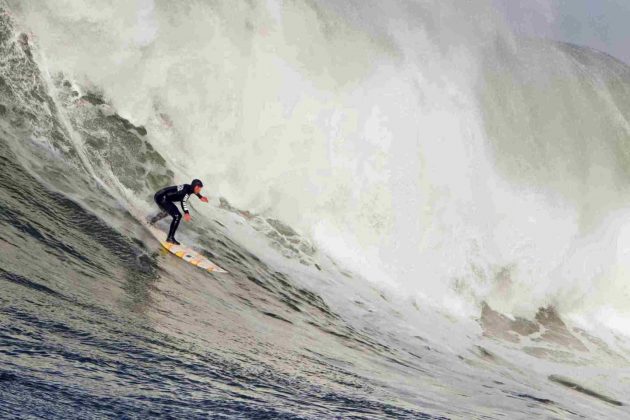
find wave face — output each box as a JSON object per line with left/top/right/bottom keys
{"left": 1, "top": 1, "right": 630, "bottom": 418}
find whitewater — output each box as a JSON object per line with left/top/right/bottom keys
{"left": 1, "top": 0, "right": 630, "bottom": 418}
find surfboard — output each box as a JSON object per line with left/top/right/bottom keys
{"left": 146, "top": 225, "right": 228, "bottom": 274}
{"left": 161, "top": 240, "right": 228, "bottom": 273}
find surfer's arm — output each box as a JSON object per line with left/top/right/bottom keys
{"left": 181, "top": 194, "right": 192, "bottom": 222}
{"left": 180, "top": 192, "right": 207, "bottom": 219}
{"left": 181, "top": 194, "right": 190, "bottom": 214}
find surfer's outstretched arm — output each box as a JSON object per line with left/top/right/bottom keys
{"left": 181, "top": 193, "right": 192, "bottom": 222}
{"left": 181, "top": 194, "right": 209, "bottom": 221}
{"left": 181, "top": 193, "right": 190, "bottom": 214}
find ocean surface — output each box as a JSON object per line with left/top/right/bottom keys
{"left": 1, "top": 1, "right": 630, "bottom": 418}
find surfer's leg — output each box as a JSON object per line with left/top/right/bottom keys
{"left": 148, "top": 211, "right": 168, "bottom": 225}
{"left": 163, "top": 202, "right": 182, "bottom": 242}
{"left": 150, "top": 193, "right": 170, "bottom": 226}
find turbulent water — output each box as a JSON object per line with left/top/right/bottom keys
{"left": 2, "top": 1, "right": 630, "bottom": 418}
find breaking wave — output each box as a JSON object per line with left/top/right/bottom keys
{"left": 1, "top": 0, "right": 630, "bottom": 417}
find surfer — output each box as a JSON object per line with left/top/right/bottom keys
{"left": 149, "top": 179, "right": 208, "bottom": 245}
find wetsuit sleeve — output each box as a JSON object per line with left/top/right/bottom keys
{"left": 181, "top": 194, "right": 190, "bottom": 214}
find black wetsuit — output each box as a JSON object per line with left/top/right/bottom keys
{"left": 150, "top": 184, "right": 203, "bottom": 241}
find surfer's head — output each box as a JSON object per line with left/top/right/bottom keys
{"left": 191, "top": 179, "right": 203, "bottom": 194}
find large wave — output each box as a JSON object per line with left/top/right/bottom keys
{"left": 3, "top": 0, "right": 629, "bottom": 337}
{"left": 13, "top": 0, "right": 630, "bottom": 331}
{"left": 3, "top": 0, "right": 630, "bottom": 417}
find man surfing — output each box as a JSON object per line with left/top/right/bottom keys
{"left": 148, "top": 179, "right": 208, "bottom": 245}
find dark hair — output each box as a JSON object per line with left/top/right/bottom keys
{"left": 191, "top": 179, "right": 203, "bottom": 189}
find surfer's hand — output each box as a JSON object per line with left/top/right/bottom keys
{"left": 184, "top": 213, "right": 191, "bottom": 222}
{"left": 200, "top": 197, "right": 208, "bottom": 203}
